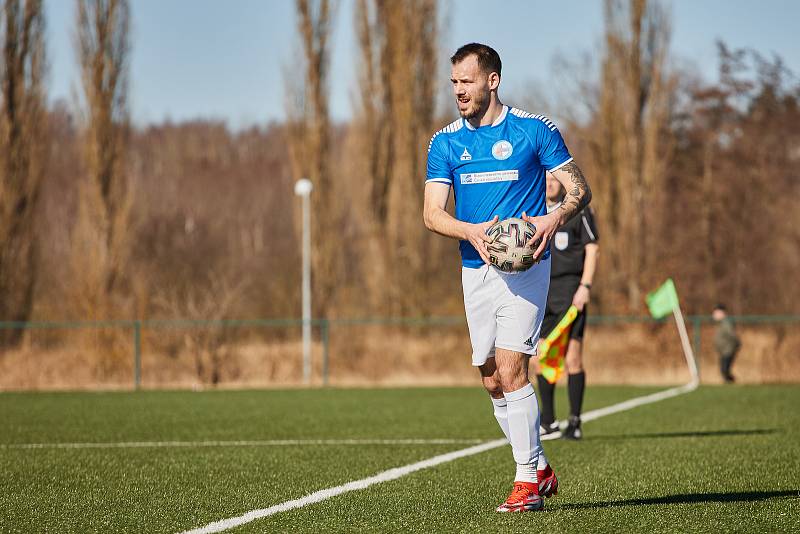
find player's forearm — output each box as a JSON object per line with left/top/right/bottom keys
{"left": 581, "top": 244, "right": 599, "bottom": 286}
{"left": 423, "top": 205, "right": 471, "bottom": 241}
{"left": 554, "top": 162, "right": 592, "bottom": 226}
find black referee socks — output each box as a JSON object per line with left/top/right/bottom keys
{"left": 568, "top": 371, "right": 586, "bottom": 418}
{"left": 536, "top": 374, "right": 556, "bottom": 426}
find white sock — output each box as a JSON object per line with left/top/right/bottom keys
{"left": 538, "top": 453, "right": 549, "bottom": 471}
{"left": 515, "top": 462, "right": 537, "bottom": 484}
{"left": 490, "top": 396, "right": 510, "bottom": 441}
{"left": 504, "top": 383, "right": 543, "bottom": 478}
{"left": 495, "top": 393, "right": 549, "bottom": 473}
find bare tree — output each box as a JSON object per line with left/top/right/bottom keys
{"left": 594, "top": 0, "right": 673, "bottom": 310}
{"left": 286, "top": 0, "right": 339, "bottom": 317}
{"left": 0, "top": 0, "right": 45, "bottom": 345}
{"left": 71, "top": 0, "right": 131, "bottom": 319}
{"left": 355, "top": 0, "right": 390, "bottom": 226}
{"left": 154, "top": 274, "right": 249, "bottom": 385}
{"left": 676, "top": 45, "right": 800, "bottom": 314}
{"left": 351, "top": 0, "right": 440, "bottom": 314}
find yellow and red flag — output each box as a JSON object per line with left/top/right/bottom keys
{"left": 538, "top": 305, "right": 579, "bottom": 384}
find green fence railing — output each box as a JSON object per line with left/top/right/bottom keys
{"left": 1, "top": 314, "right": 797, "bottom": 390}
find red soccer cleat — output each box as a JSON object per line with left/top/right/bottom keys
{"left": 537, "top": 463, "right": 559, "bottom": 498}
{"left": 495, "top": 482, "right": 544, "bottom": 512}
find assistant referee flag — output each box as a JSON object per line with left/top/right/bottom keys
{"left": 646, "top": 278, "right": 680, "bottom": 319}
{"left": 538, "top": 305, "right": 579, "bottom": 384}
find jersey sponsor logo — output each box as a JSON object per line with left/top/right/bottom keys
{"left": 459, "top": 170, "right": 519, "bottom": 185}
{"left": 524, "top": 336, "right": 535, "bottom": 348}
{"left": 491, "top": 140, "right": 513, "bottom": 160}
{"left": 554, "top": 231, "right": 569, "bottom": 250}
{"left": 460, "top": 147, "right": 472, "bottom": 161}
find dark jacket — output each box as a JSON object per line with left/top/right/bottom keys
{"left": 714, "top": 317, "right": 741, "bottom": 356}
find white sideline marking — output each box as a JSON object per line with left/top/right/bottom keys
{"left": 180, "top": 438, "right": 508, "bottom": 534}
{"left": 580, "top": 381, "right": 698, "bottom": 424}
{"left": 179, "top": 381, "right": 699, "bottom": 534}
{"left": 0, "top": 438, "right": 484, "bottom": 450}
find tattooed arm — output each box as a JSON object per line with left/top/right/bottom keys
{"left": 522, "top": 161, "right": 592, "bottom": 260}
{"left": 549, "top": 161, "right": 592, "bottom": 226}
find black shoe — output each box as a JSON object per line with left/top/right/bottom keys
{"left": 562, "top": 415, "right": 582, "bottom": 440}
{"left": 540, "top": 421, "right": 562, "bottom": 440}
{"left": 723, "top": 375, "right": 735, "bottom": 384}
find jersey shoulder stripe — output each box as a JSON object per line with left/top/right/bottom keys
{"left": 427, "top": 118, "right": 463, "bottom": 152}
{"left": 509, "top": 107, "right": 558, "bottom": 131}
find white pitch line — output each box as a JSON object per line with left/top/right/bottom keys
{"left": 179, "top": 380, "right": 699, "bottom": 534}
{"left": 180, "top": 438, "right": 508, "bottom": 534}
{"left": 580, "top": 381, "right": 698, "bottom": 423}
{"left": 0, "top": 438, "right": 485, "bottom": 450}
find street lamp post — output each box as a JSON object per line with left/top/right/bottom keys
{"left": 294, "top": 178, "right": 313, "bottom": 385}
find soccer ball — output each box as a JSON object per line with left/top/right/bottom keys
{"left": 485, "top": 217, "right": 537, "bottom": 272}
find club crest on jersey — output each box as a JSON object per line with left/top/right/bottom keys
{"left": 492, "top": 140, "right": 513, "bottom": 160}
{"left": 460, "top": 147, "right": 472, "bottom": 161}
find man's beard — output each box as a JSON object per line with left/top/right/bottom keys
{"left": 460, "top": 92, "right": 488, "bottom": 119}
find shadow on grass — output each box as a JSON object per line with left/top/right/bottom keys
{"left": 586, "top": 428, "right": 778, "bottom": 441}
{"left": 553, "top": 490, "right": 799, "bottom": 511}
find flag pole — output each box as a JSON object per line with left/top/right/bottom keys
{"left": 671, "top": 303, "right": 700, "bottom": 385}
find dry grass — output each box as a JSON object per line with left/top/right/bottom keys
{"left": 0, "top": 323, "right": 797, "bottom": 391}
{"left": 0, "top": 329, "right": 134, "bottom": 390}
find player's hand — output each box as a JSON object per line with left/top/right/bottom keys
{"left": 464, "top": 215, "right": 499, "bottom": 265}
{"left": 522, "top": 211, "right": 560, "bottom": 261}
{"left": 572, "top": 285, "right": 591, "bottom": 311}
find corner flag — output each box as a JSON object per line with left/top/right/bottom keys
{"left": 646, "top": 278, "right": 679, "bottom": 319}
{"left": 538, "top": 305, "right": 579, "bottom": 384}
{"left": 645, "top": 278, "right": 699, "bottom": 384}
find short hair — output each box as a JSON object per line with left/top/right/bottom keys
{"left": 450, "top": 43, "right": 502, "bottom": 77}
{"left": 714, "top": 303, "right": 727, "bottom": 312}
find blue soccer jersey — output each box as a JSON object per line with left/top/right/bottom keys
{"left": 426, "top": 106, "right": 573, "bottom": 268}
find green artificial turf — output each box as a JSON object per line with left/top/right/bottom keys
{"left": 1, "top": 385, "right": 798, "bottom": 533}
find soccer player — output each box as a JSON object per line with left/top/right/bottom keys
{"left": 423, "top": 43, "right": 592, "bottom": 512}
{"left": 536, "top": 172, "right": 599, "bottom": 441}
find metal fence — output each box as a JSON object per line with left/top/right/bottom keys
{"left": 1, "top": 314, "right": 798, "bottom": 389}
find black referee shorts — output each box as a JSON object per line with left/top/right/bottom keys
{"left": 540, "top": 276, "right": 587, "bottom": 341}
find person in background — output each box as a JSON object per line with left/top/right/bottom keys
{"left": 536, "top": 173, "right": 599, "bottom": 440}
{"left": 713, "top": 304, "right": 740, "bottom": 383}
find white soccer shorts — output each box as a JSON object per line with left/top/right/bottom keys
{"left": 461, "top": 257, "right": 551, "bottom": 367}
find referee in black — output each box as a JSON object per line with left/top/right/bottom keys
{"left": 536, "top": 172, "right": 599, "bottom": 440}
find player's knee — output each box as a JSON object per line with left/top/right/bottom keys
{"left": 485, "top": 383, "right": 504, "bottom": 399}
{"left": 497, "top": 369, "right": 528, "bottom": 393}
{"left": 481, "top": 375, "right": 504, "bottom": 398}
{"left": 493, "top": 351, "right": 529, "bottom": 392}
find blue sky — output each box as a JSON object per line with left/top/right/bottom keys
{"left": 46, "top": 0, "right": 800, "bottom": 128}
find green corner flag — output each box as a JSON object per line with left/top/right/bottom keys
{"left": 647, "top": 278, "right": 680, "bottom": 319}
